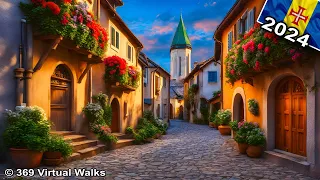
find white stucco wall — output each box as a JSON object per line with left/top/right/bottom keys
{"left": 200, "top": 62, "right": 221, "bottom": 100}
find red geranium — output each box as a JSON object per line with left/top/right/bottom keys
{"left": 104, "top": 56, "right": 127, "bottom": 76}
{"left": 243, "top": 59, "right": 248, "bottom": 64}
{"left": 230, "top": 69, "right": 235, "bottom": 75}
{"left": 78, "top": 14, "right": 83, "bottom": 24}
{"left": 63, "top": 0, "right": 72, "bottom": 3}
{"left": 254, "top": 61, "right": 260, "bottom": 71}
{"left": 61, "top": 13, "right": 69, "bottom": 25}
{"left": 45, "top": 2, "right": 60, "bottom": 15}
{"left": 264, "top": 47, "right": 270, "bottom": 54}
{"left": 257, "top": 43, "right": 264, "bottom": 50}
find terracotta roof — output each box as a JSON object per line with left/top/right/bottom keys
{"left": 213, "top": 0, "right": 248, "bottom": 61}
{"left": 171, "top": 14, "right": 192, "bottom": 50}
{"left": 184, "top": 57, "right": 216, "bottom": 82}
{"left": 102, "top": 0, "right": 143, "bottom": 48}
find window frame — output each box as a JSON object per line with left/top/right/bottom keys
{"left": 208, "top": 71, "right": 218, "bottom": 83}
{"left": 127, "top": 43, "right": 134, "bottom": 61}
{"left": 110, "top": 26, "right": 120, "bottom": 51}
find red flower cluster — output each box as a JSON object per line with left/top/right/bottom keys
{"left": 257, "top": 43, "right": 264, "bottom": 50}
{"left": 63, "top": 0, "right": 72, "bottom": 4}
{"left": 242, "top": 39, "right": 255, "bottom": 52}
{"left": 230, "top": 69, "right": 235, "bottom": 75}
{"left": 100, "top": 125, "right": 111, "bottom": 134}
{"left": 289, "top": 49, "right": 302, "bottom": 61}
{"left": 264, "top": 46, "right": 270, "bottom": 54}
{"left": 235, "top": 40, "right": 241, "bottom": 45}
{"left": 264, "top": 32, "right": 275, "bottom": 39}
{"left": 243, "top": 59, "right": 248, "bottom": 64}
{"left": 104, "top": 56, "right": 127, "bottom": 75}
{"left": 45, "top": 2, "right": 60, "bottom": 15}
{"left": 253, "top": 61, "right": 260, "bottom": 71}
{"left": 243, "top": 28, "right": 255, "bottom": 39}
{"left": 86, "top": 21, "right": 108, "bottom": 48}
{"left": 61, "top": 13, "right": 70, "bottom": 25}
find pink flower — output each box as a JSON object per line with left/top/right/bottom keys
{"left": 258, "top": 43, "right": 264, "bottom": 50}
{"left": 289, "top": 49, "right": 296, "bottom": 55}
{"left": 243, "top": 59, "right": 248, "bottom": 64}
{"left": 254, "top": 61, "right": 260, "bottom": 71}
{"left": 230, "top": 69, "right": 235, "bottom": 75}
{"left": 264, "top": 47, "right": 270, "bottom": 54}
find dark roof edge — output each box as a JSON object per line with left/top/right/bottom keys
{"left": 184, "top": 57, "right": 216, "bottom": 82}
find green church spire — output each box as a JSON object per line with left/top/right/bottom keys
{"left": 171, "top": 14, "right": 192, "bottom": 50}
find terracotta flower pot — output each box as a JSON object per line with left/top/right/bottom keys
{"left": 218, "top": 125, "right": 231, "bottom": 135}
{"left": 106, "top": 141, "right": 117, "bottom": 150}
{"left": 43, "top": 158, "right": 63, "bottom": 166}
{"left": 154, "top": 133, "right": 162, "bottom": 139}
{"left": 9, "top": 148, "right": 43, "bottom": 168}
{"left": 44, "top": 151, "right": 62, "bottom": 159}
{"left": 237, "top": 143, "right": 249, "bottom": 154}
{"left": 246, "top": 145, "right": 263, "bottom": 158}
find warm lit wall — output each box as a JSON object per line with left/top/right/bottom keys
{"left": 92, "top": 5, "right": 142, "bottom": 133}
{"left": 221, "top": 0, "right": 265, "bottom": 125}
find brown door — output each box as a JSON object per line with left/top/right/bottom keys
{"left": 170, "top": 104, "right": 173, "bottom": 119}
{"left": 239, "top": 97, "right": 244, "bottom": 122}
{"left": 51, "top": 65, "right": 72, "bottom": 131}
{"left": 111, "top": 99, "right": 120, "bottom": 132}
{"left": 275, "top": 77, "right": 306, "bottom": 156}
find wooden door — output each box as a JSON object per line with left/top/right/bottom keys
{"left": 239, "top": 97, "right": 244, "bottom": 122}
{"left": 51, "top": 65, "right": 72, "bottom": 131}
{"left": 275, "top": 77, "right": 306, "bottom": 156}
{"left": 170, "top": 104, "right": 173, "bottom": 119}
{"left": 111, "top": 99, "right": 120, "bottom": 132}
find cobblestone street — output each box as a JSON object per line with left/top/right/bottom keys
{"left": 45, "top": 120, "right": 315, "bottom": 180}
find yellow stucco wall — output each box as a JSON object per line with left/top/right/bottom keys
{"left": 221, "top": 0, "right": 265, "bottom": 125}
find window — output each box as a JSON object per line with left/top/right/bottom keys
{"left": 208, "top": 71, "right": 218, "bottom": 83}
{"left": 233, "top": 24, "right": 238, "bottom": 41}
{"left": 127, "top": 44, "right": 133, "bottom": 61}
{"left": 157, "top": 104, "right": 160, "bottom": 118}
{"left": 248, "top": 8, "right": 256, "bottom": 30}
{"left": 186, "top": 54, "right": 190, "bottom": 73}
{"left": 238, "top": 8, "right": 255, "bottom": 36}
{"left": 111, "top": 26, "right": 120, "bottom": 49}
{"left": 179, "top": 57, "right": 182, "bottom": 76}
{"left": 143, "top": 69, "right": 148, "bottom": 87}
{"left": 228, "top": 31, "right": 233, "bottom": 50}
{"left": 124, "top": 102, "right": 128, "bottom": 117}
{"left": 163, "top": 77, "right": 166, "bottom": 87}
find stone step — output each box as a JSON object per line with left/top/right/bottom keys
{"left": 71, "top": 140, "right": 98, "bottom": 152}
{"left": 112, "top": 133, "right": 133, "bottom": 140}
{"left": 51, "top": 131, "right": 76, "bottom": 136}
{"left": 65, "top": 153, "right": 81, "bottom": 163}
{"left": 63, "top": 135, "right": 87, "bottom": 142}
{"left": 115, "top": 139, "right": 134, "bottom": 149}
{"left": 78, "top": 145, "right": 106, "bottom": 159}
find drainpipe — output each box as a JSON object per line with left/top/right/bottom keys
{"left": 151, "top": 67, "right": 159, "bottom": 114}
{"left": 14, "top": 19, "right": 27, "bottom": 106}
{"left": 214, "top": 37, "right": 223, "bottom": 109}
{"left": 24, "top": 22, "right": 34, "bottom": 106}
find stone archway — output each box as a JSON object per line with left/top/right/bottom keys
{"left": 50, "top": 64, "right": 72, "bottom": 131}
{"left": 111, "top": 98, "right": 120, "bottom": 132}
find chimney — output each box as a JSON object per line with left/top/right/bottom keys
{"left": 193, "top": 61, "right": 198, "bottom": 68}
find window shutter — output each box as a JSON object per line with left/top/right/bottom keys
{"left": 111, "top": 27, "right": 115, "bottom": 46}
{"left": 116, "top": 32, "right": 119, "bottom": 49}
{"left": 208, "top": 71, "right": 217, "bottom": 83}
{"left": 237, "top": 19, "right": 241, "bottom": 37}
{"left": 249, "top": 8, "right": 255, "bottom": 29}
{"left": 213, "top": 71, "right": 217, "bottom": 82}
{"left": 228, "top": 31, "right": 233, "bottom": 50}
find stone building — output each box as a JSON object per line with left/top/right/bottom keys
{"left": 170, "top": 14, "right": 191, "bottom": 120}
{"left": 140, "top": 52, "right": 170, "bottom": 122}
{"left": 184, "top": 57, "right": 221, "bottom": 123}
{"left": 0, "top": 0, "right": 144, "bottom": 159}
{"left": 214, "top": 0, "right": 320, "bottom": 177}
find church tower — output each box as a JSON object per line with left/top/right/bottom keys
{"left": 170, "top": 14, "right": 192, "bottom": 82}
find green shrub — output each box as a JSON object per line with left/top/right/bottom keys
{"left": 248, "top": 99, "right": 259, "bottom": 116}
{"left": 234, "top": 121, "right": 260, "bottom": 144}
{"left": 125, "top": 126, "right": 134, "bottom": 134}
{"left": 46, "top": 135, "right": 73, "bottom": 158}
{"left": 229, "top": 120, "right": 239, "bottom": 131}
{"left": 3, "top": 106, "right": 51, "bottom": 152}
{"left": 200, "top": 102, "right": 209, "bottom": 124}
{"left": 92, "top": 92, "right": 112, "bottom": 126}
{"left": 247, "top": 128, "right": 266, "bottom": 146}
{"left": 216, "top": 109, "right": 232, "bottom": 125}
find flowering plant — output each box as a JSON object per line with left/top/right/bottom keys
{"left": 225, "top": 23, "right": 305, "bottom": 84}
{"left": 216, "top": 109, "right": 232, "bottom": 125}
{"left": 248, "top": 99, "right": 259, "bottom": 116}
{"left": 234, "top": 121, "right": 259, "bottom": 144}
{"left": 212, "top": 90, "right": 221, "bottom": 98}
{"left": 20, "top": 0, "right": 108, "bottom": 57}
{"left": 103, "top": 56, "right": 141, "bottom": 88}
{"left": 247, "top": 128, "right": 266, "bottom": 146}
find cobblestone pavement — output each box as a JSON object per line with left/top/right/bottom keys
{"left": 1, "top": 120, "right": 318, "bottom": 180}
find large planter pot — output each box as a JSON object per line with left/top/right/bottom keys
{"left": 106, "top": 141, "right": 117, "bottom": 150}
{"left": 218, "top": 125, "right": 231, "bottom": 135}
{"left": 43, "top": 151, "right": 63, "bottom": 166}
{"left": 9, "top": 148, "right": 43, "bottom": 168}
{"left": 237, "top": 143, "right": 249, "bottom": 154}
{"left": 246, "top": 145, "right": 263, "bottom": 158}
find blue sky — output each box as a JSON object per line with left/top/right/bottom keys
{"left": 117, "top": 0, "right": 236, "bottom": 72}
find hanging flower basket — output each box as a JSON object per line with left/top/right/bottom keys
{"left": 225, "top": 23, "right": 310, "bottom": 85}
{"left": 104, "top": 56, "right": 140, "bottom": 90}
{"left": 20, "top": 0, "right": 108, "bottom": 57}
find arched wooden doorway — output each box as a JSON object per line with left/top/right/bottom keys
{"left": 179, "top": 105, "right": 183, "bottom": 119}
{"left": 51, "top": 64, "right": 72, "bottom": 131}
{"left": 233, "top": 94, "right": 244, "bottom": 122}
{"left": 111, "top": 98, "right": 120, "bottom": 132}
{"left": 275, "top": 76, "right": 306, "bottom": 156}
{"left": 170, "top": 104, "right": 173, "bottom": 119}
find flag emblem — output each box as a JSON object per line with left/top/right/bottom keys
{"left": 258, "top": 0, "right": 320, "bottom": 51}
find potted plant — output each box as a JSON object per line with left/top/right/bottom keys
{"left": 229, "top": 120, "right": 239, "bottom": 137}
{"left": 3, "top": 106, "right": 50, "bottom": 168}
{"left": 217, "top": 109, "right": 232, "bottom": 135}
{"left": 246, "top": 128, "right": 266, "bottom": 158}
{"left": 234, "top": 121, "right": 258, "bottom": 154}
{"left": 125, "top": 126, "right": 135, "bottom": 139}
{"left": 43, "top": 135, "right": 73, "bottom": 166}
{"left": 209, "top": 112, "right": 217, "bottom": 128}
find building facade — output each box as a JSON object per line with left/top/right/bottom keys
{"left": 0, "top": 0, "right": 144, "bottom": 159}
{"left": 214, "top": 0, "right": 320, "bottom": 177}
{"left": 170, "top": 14, "right": 192, "bottom": 120}
{"left": 184, "top": 58, "right": 221, "bottom": 123}
{"left": 140, "top": 53, "right": 170, "bottom": 122}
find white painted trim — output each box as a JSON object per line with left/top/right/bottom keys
{"left": 231, "top": 87, "right": 247, "bottom": 122}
